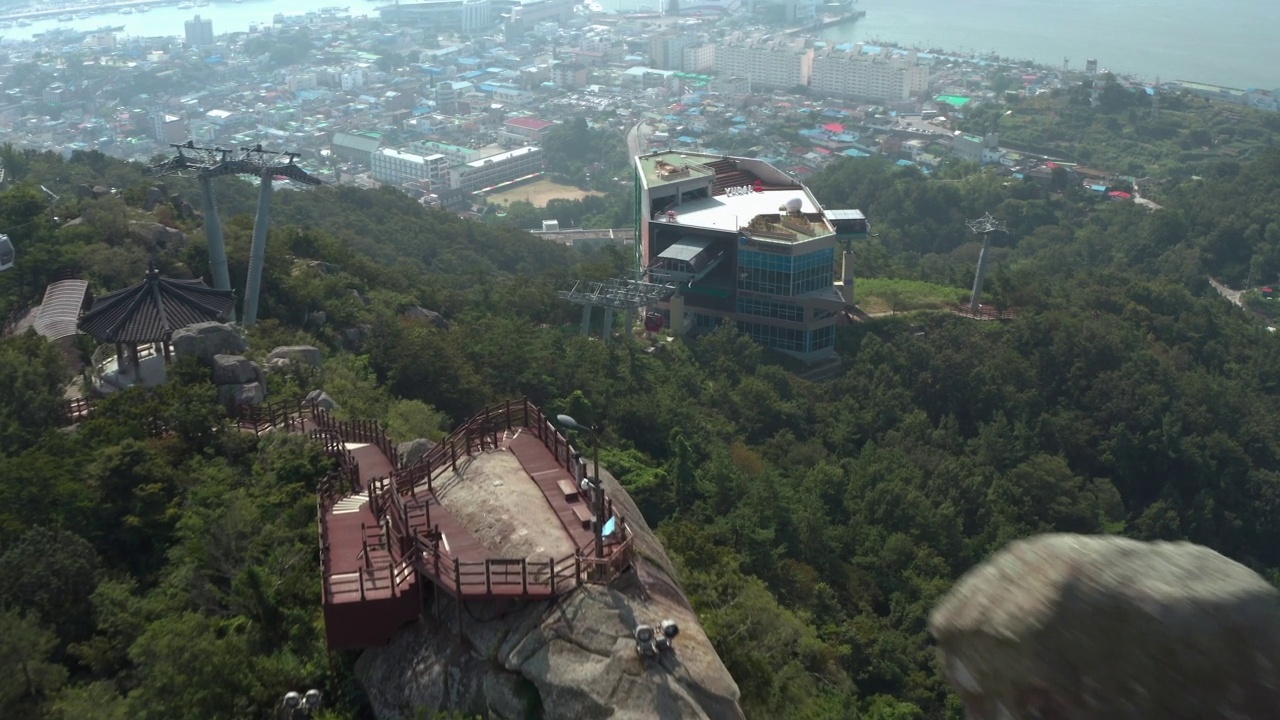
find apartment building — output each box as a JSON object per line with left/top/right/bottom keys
{"left": 378, "top": 0, "right": 494, "bottom": 33}
{"left": 682, "top": 43, "right": 715, "bottom": 73}
{"left": 714, "top": 36, "right": 813, "bottom": 91}
{"left": 649, "top": 32, "right": 697, "bottom": 71}
{"left": 810, "top": 47, "right": 929, "bottom": 102}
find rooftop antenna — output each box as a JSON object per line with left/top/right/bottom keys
{"left": 965, "top": 212, "right": 1008, "bottom": 313}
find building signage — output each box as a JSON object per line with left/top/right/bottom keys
{"left": 725, "top": 185, "right": 755, "bottom": 197}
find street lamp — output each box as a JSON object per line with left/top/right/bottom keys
{"left": 280, "top": 689, "right": 322, "bottom": 719}
{"left": 557, "top": 414, "right": 606, "bottom": 570}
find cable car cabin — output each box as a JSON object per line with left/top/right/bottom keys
{"left": 0, "top": 234, "right": 14, "bottom": 271}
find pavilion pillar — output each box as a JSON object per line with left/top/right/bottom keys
{"left": 127, "top": 344, "right": 140, "bottom": 377}
{"left": 602, "top": 308, "right": 613, "bottom": 343}
{"left": 580, "top": 305, "right": 591, "bottom": 337}
{"left": 625, "top": 308, "right": 634, "bottom": 338}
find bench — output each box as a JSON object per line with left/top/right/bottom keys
{"left": 572, "top": 503, "right": 594, "bottom": 529}
{"left": 557, "top": 479, "right": 579, "bottom": 501}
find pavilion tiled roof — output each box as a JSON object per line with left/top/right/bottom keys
{"left": 77, "top": 266, "right": 235, "bottom": 343}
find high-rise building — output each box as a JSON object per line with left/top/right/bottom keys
{"left": 714, "top": 35, "right": 813, "bottom": 91}
{"left": 810, "top": 47, "right": 929, "bottom": 101}
{"left": 634, "top": 151, "right": 868, "bottom": 362}
{"left": 649, "top": 32, "right": 695, "bottom": 71}
{"left": 184, "top": 14, "right": 213, "bottom": 46}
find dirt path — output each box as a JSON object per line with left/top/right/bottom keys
{"left": 1209, "top": 278, "right": 1244, "bottom": 307}
{"left": 433, "top": 450, "right": 576, "bottom": 561}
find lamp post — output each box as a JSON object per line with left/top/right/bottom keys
{"left": 556, "top": 414, "right": 605, "bottom": 571}
{"left": 279, "top": 689, "right": 322, "bottom": 720}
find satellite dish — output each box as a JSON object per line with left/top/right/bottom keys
{"left": 785, "top": 197, "right": 804, "bottom": 212}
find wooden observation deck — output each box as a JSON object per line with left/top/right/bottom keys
{"left": 235, "top": 399, "right": 634, "bottom": 651}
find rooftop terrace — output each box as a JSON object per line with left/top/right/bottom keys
{"left": 637, "top": 153, "right": 716, "bottom": 189}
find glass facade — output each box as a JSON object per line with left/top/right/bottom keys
{"left": 737, "top": 247, "right": 835, "bottom": 296}
{"left": 735, "top": 321, "right": 836, "bottom": 354}
{"left": 736, "top": 296, "right": 806, "bottom": 322}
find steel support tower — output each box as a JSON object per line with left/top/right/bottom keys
{"left": 148, "top": 142, "right": 321, "bottom": 326}
{"left": 966, "top": 212, "right": 1009, "bottom": 313}
{"left": 558, "top": 277, "right": 676, "bottom": 341}
{"left": 232, "top": 145, "right": 321, "bottom": 327}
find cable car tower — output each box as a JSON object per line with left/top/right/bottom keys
{"left": 965, "top": 212, "right": 1008, "bottom": 313}
{"left": 148, "top": 142, "right": 321, "bottom": 326}
{"left": 558, "top": 277, "right": 676, "bottom": 341}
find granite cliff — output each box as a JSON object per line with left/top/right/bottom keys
{"left": 356, "top": 466, "right": 745, "bottom": 720}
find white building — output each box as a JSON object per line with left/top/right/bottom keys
{"left": 378, "top": 0, "right": 493, "bottom": 34}
{"left": 448, "top": 146, "right": 543, "bottom": 191}
{"left": 317, "top": 66, "right": 365, "bottom": 91}
{"left": 649, "top": 32, "right": 697, "bottom": 71}
{"left": 682, "top": 43, "right": 715, "bottom": 74}
{"left": 372, "top": 148, "right": 449, "bottom": 187}
{"left": 286, "top": 72, "right": 318, "bottom": 92}
{"left": 810, "top": 47, "right": 929, "bottom": 102}
{"left": 714, "top": 36, "right": 813, "bottom": 91}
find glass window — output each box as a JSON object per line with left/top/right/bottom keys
{"left": 735, "top": 297, "right": 805, "bottom": 322}
{"left": 806, "top": 325, "right": 835, "bottom": 352}
{"left": 737, "top": 248, "right": 835, "bottom": 296}
{"left": 734, "top": 320, "right": 806, "bottom": 352}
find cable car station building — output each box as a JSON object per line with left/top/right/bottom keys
{"left": 633, "top": 151, "right": 868, "bottom": 363}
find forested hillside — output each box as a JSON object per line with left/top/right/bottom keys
{"left": 4, "top": 146, "right": 1280, "bottom": 719}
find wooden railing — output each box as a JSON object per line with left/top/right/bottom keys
{"left": 952, "top": 304, "right": 1019, "bottom": 321}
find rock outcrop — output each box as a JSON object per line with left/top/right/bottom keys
{"left": 403, "top": 305, "right": 448, "bottom": 329}
{"left": 396, "top": 438, "right": 435, "bottom": 467}
{"left": 266, "top": 345, "right": 323, "bottom": 371}
{"left": 212, "top": 354, "right": 266, "bottom": 406}
{"left": 306, "top": 389, "right": 338, "bottom": 411}
{"left": 356, "top": 468, "right": 744, "bottom": 720}
{"left": 172, "top": 322, "right": 249, "bottom": 363}
{"left": 126, "top": 221, "right": 187, "bottom": 252}
{"left": 929, "top": 533, "right": 1280, "bottom": 720}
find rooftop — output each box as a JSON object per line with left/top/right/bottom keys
{"left": 637, "top": 152, "right": 716, "bottom": 189}
{"left": 462, "top": 145, "right": 540, "bottom": 167}
{"left": 666, "top": 189, "right": 829, "bottom": 240}
{"left": 505, "top": 116, "right": 556, "bottom": 131}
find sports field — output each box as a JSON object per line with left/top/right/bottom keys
{"left": 485, "top": 178, "right": 602, "bottom": 207}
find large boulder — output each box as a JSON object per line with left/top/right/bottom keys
{"left": 356, "top": 465, "right": 744, "bottom": 720}
{"left": 217, "top": 381, "right": 264, "bottom": 406}
{"left": 267, "top": 345, "right": 323, "bottom": 370}
{"left": 212, "top": 354, "right": 260, "bottom": 385}
{"left": 397, "top": 438, "right": 435, "bottom": 467}
{"left": 306, "top": 389, "right": 338, "bottom": 411}
{"left": 403, "top": 305, "right": 448, "bottom": 329}
{"left": 126, "top": 220, "right": 187, "bottom": 252}
{"left": 172, "top": 322, "right": 249, "bottom": 364}
{"left": 929, "top": 533, "right": 1280, "bottom": 720}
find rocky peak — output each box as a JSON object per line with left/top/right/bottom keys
{"left": 355, "top": 468, "right": 744, "bottom": 720}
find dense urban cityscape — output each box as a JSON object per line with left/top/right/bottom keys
{"left": 1, "top": 0, "right": 1273, "bottom": 214}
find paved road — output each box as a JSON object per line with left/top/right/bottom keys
{"left": 626, "top": 119, "right": 650, "bottom": 160}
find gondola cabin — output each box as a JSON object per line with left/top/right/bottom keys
{"left": 0, "top": 234, "right": 14, "bottom": 271}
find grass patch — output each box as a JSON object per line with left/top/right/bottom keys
{"left": 854, "top": 278, "right": 968, "bottom": 315}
